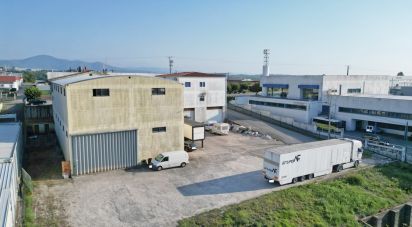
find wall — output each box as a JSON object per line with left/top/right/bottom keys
{"left": 66, "top": 76, "right": 184, "bottom": 162}
{"left": 51, "top": 82, "right": 70, "bottom": 160}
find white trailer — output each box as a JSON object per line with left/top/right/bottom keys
{"left": 263, "top": 139, "right": 363, "bottom": 185}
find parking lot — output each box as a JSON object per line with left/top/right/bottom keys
{"left": 34, "top": 132, "right": 285, "bottom": 226}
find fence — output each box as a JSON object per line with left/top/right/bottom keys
{"left": 364, "top": 140, "right": 411, "bottom": 163}
{"left": 228, "top": 103, "right": 343, "bottom": 140}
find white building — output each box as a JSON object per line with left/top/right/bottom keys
{"left": 0, "top": 75, "right": 23, "bottom": 91}
{"left": 234, "top": 58, "right": 411, "bottom": 137}
{"left": 158, "top": 72, "right": 227, "bottom": 123}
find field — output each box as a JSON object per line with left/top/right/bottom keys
{"left": 178, "top": 162, "right": 412, "bottom": 227}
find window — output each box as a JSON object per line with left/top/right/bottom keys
{"left": 93, "top": 89, "right": 110, "bottom": 96}
{"left": 152, "top": 88, "right": 166, "bottom": 95}
{"left": 63, "top": 88, "right": 66, "bottom": 96}
{"left": 339, "top": 107, "right": 412, "bottom": 120}
{"left": 185, "top": 82, "right": 191, "bottom": 87}
{"left": 347, "top": 88, "right": 361, "bottom": 94}
{"left": 301, "top": 88, "right": 319, "bottom": 100}
{"left": 199, "top": 95, "right": 205, "bottom": 101}
{"left": 152, "top": 127, "right": 166, "bottom": 133}
{"left": 162, "top": 157, "right": 169, "bottom": 162}
{"left": 249, "top": 100, "right": 307, "bottom": 111}
{"left": 200, "top": 82, "right": 206, "bottom": 87}
{"left": 268, "top": 88, "right": 288, "bottom": 98}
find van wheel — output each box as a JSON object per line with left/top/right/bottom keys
{"left": 354, "top": 160, "right": 359, "bottom": 168}
{"left": 180, "top": 162, "right": 186, "bottom": 168}
{"left": 157, "top": 166, "right": 163, "bottom": 171}
{"left": 292, "top": 177, "right": 298, "bottom": 184}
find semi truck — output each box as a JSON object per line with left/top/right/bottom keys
{"left": 263, "top": 139, "right": 363, "bottom": 185}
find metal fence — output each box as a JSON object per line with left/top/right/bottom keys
{"left": 364, "top": 140, "right": 411, "bottom": 163}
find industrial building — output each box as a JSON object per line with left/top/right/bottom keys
{"left": 158, "top": 72, "right": 227, "bottom": 123}
{"left": 50, "top": 73, "right": 184, "bottom": 175}
{"left": 0, "top": 123, "right": 23, "bottom": 227}
{"left": 234, "top": 51, "right": 412, "bottom": 138}
{"left": 0, "top": 75, "right": 23, "bottom": 91}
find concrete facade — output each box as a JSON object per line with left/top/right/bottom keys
{"left": 51, "top": 74, "right": 184, "bottom": 175}
{"left": 158, "top": 72, "right": 227, "bottom": 123}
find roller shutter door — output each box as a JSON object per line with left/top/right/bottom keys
{"left": 71, "top": 130, "right": 137, "bottom": 175}
{"left": 206, "top": 107, "right": 223, "bottom": 123}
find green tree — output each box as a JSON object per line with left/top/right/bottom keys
{"left": 227, "top": 84, "right": 233, "bottom": 94}
{"left": 249, "top": 83, "right": 262, "bottom": 94}
{"left": 231, "top": 83, "right": 240, "bottom": 93}
{"left": 24, "top": 86, "right": 41, "bottom": 100}
{"left": 239, "top": 83, "right": 249, "bottom": 93}
{"left": 397, "top": 71, "right": 404, "bottom": 76}
{"left": 23, "top": 72, "right": 36, "bottom": 83}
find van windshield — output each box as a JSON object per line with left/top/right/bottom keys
{"left": 154, "top": 154, "right": 164, "bottom": 162}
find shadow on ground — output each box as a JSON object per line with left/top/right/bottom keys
{"left": 177, "top": 170, "right": 275, "bottom": 196}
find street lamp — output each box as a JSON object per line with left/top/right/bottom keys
{"left": 327, "top": 89, "right": 336, "bottom": 139}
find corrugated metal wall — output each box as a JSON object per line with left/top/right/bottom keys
{"left": 71, "top": 130, "right": 138, "bottom": 175}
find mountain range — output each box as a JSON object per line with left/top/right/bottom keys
{"left": 0, "top": 55, "right": 168, "bottom": 73}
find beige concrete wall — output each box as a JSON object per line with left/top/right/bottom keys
{"left": 66, "top": 76, "right": 183, "bottom": 161}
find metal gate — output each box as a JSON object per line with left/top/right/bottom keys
{"left": 71, "top": 130, "right": 138, "bottom": 175}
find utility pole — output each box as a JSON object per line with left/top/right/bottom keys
{"left": 346, "top": 65, "right": 350, "bottom": 76}
{"left": 168, "top": 56, "right": 174, "bottom": 74}
{"left": 405, "top": 121, "right": 409, "bottom": 163}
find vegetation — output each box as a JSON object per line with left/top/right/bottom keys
{"left": 24, "top": 86, "right": 42, "bottom": 100}
{"left": 227, "top": 82, "right": 260, "bottom": 94}
{"left": 23, "top": 181, "right": 35, "bottom": 227}
{"left": 397, "top": 71, "right": 404, "bottom": 76}
{"left": 23, "top": 71, "right": 47, "bottom": 83}
{"left": 178, "top": 162, "right": 412, "bottom": 227}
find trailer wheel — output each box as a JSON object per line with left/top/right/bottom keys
{"left": 307, "top": 174, "right": 313, "bottom": 180}
{"left": 354, "top": 160, "right": 359, "bottom": 168}
{"left": 336, "top": 164, "right": 343, "bottom": 172}
{"left": 291, "top": 177, "right": 298, "bottom": 184}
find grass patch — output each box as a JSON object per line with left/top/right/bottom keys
{"left": 178, "top": 162, "right": 412, "bottom": 227}
{"left": 362, "top": 150, "right": 373, "bottom": 159}
{"left": 23, "top": 185, "right": 35, "bottom": 227}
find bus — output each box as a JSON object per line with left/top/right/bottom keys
{"left": 313, "top": 117, "right": 345, "bottom": 133}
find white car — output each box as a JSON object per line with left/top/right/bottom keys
{"left": 211, "top": 123, "right": 230, "bottom": 135}
{"left": 150, "top": 151, "right": 189, "bottom": 171}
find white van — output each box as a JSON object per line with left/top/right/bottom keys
{"left": 150, "top": 151, "right": 189, "bottom": 171}
{"left": 211, "top": 123, "right": 230, "bottom": 135}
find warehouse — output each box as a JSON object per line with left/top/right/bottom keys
{"left": 50, "top": 73, "right": 184, "bottom": 175}
{"left": 0, "top": 123, "right": 23, "bottom": 227}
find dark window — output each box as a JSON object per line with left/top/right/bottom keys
{"left": 63, "top": 88, "right": 66, "bottom": 96}
{"left": 200, "top": 95, "right": 205, "bottom": 101}
{"left": 162, "top": 157, "right": 169, "bottom": 162}
{"left": 347, "top": 88, "right": 361, "bottom": 94}
{"left": 339, "top": 107, "right": 412, "bottom": 120}
{"left": 152, "top": 127, "right": 166, "bottom": 133}
{"left": 249, "top": 100, "right": 306, "bottom": 111}
{"left": 185, "top": 82, "right": 191, "bottom": 87}
{"left": 152, "top": 88, "right": 166, "bottom": 95}
{"left": 93, "top": 89, "right": 110, "bottom": 96}
{"left": 200, "top": 82, "right": 206, "bottom": 87}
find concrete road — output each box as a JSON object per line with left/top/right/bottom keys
{"left": 227, "top": 109, "right": 315, "bottom": 144}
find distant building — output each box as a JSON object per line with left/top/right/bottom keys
{"left": 158, "top": 72, "right": 227, "bottom": 123}
{"left": 50, "top": 73, "right": 184, "bottom": 175}
{"left": 0, "top": 75, "right": 23, "bottom": 91}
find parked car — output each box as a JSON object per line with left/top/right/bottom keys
{"left": 184, "top": 141, "right": 197, "bottom": 152}
{"left": 365, "top": 125, "right": 382, "bottom": 134}
{"left": 363, "top": 134, "right": 380, "bottom": 142}
{"left": 149, "top": 151, "right": 189, "bottom": 171}
{"left": 205, "top": 121, "right": 217, "bottom": 131}
{"left": 28, "top": 99, "right": 46, "bottom": 105}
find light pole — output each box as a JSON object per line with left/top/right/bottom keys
{"left": 327, "top": 89, "right": 335, "bottom": 139}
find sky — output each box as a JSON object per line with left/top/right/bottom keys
{"left": 0, "top": 0, "right": 411, "bottom": 75}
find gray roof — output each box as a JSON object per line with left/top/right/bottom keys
{"left": 339, "top": 94, "right": 412, "bottom": 101}
{"left": 51, "top": 73, "right": 167, "bottom": 86}
{"left": 0, "top": 123, "right": 21, "bottom": 160}
{"left": 267, "top": 139, "right": 348, "bottom": 155}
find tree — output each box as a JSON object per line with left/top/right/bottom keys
{"left": 227, "top": 84, "right": 232, "bottom": 94}
{"left": 24, "top": 86, "right": 41, "bottom": 100}
{"left": 239, "top": 83, "right": 249, "bottom": 93}
{"left": 23, "top": 72, "right": 36, "bottom": 83}
{"left": 249, "top": 82, "right": 262, "bottom": 94}
{"left": 397, "top": 72, "right": 404, "bottom": 76}
{"left": 231, "top": 83, "right": 240, "bottom": 93}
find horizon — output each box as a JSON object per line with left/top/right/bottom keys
{"left": 0, "top": 0, "right": 411, "bottom": 75}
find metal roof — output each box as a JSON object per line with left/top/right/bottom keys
{"left": 339, "top": 94, "right": 412, "bottom": 101}
{"left": 157, "top": 72, "right": 226, "bottom": 78}
{"left": 184, "top": 119, "right": 205, "bottom": 127}
{"left": 51, "top": 73, "right": 172, "bottom": 86}
{"left": 267, "top": 139, "right": 348, "bottom": 155}
{"left": 0, "top": 123, "right": 21, "bottom": 160}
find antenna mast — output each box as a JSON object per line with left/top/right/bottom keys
{"left": 263, "top": 49, "right": 270, "bottom": 66}
{"left": 168, "top": 56, "right": 174, "bottom": 74}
